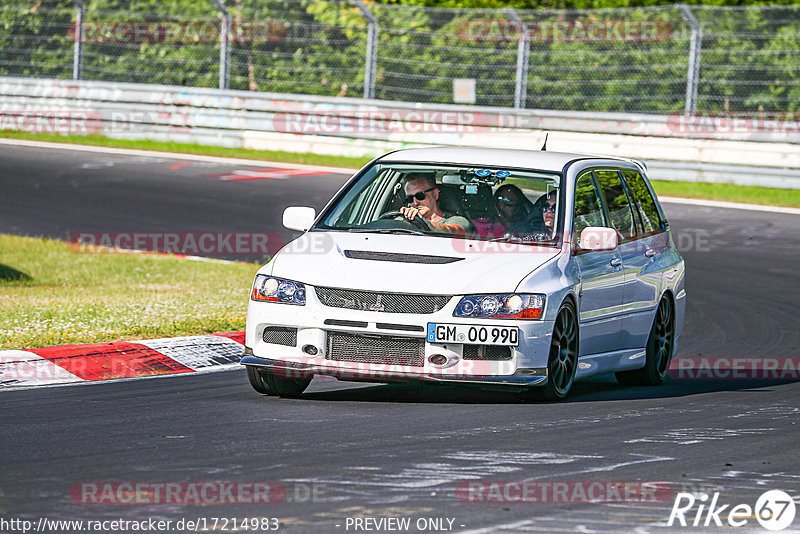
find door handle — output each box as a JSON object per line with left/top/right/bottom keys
{"left": 610, "top": 258, "right": 622, "bottom": 268}
{"left": 644, "top": 248, "right": 656, "bottom": 258}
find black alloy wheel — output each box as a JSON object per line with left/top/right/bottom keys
{"left": 529, "top": 301, "right": 579, "bottom": 401}
{"left": 616, "top": 296, "right": 675, "bottom": 386}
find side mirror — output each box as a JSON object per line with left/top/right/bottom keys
{"left": 579, "top": 227, "right": 618, "bottom": 251}
{"left": 283, "top": 206, "right": 316, "bottom": 232}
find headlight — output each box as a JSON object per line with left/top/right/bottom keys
{"left": 453, "top": 294, "right": 545, "bottom": 319}
{"left": 251, "top": 275, "right": 306, "bottom": 305}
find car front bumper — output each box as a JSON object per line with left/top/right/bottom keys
{"left": 240, "top": 347, "right": 548, "bottom": 388}
{"left": 244, "top": 286, "right": 555, "bottom": 388}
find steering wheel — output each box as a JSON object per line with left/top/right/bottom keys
{"left": 378, "top": 210, "right": 432, "bottom": 232}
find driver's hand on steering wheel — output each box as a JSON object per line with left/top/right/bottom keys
{"left": 400, "top": 205, "right": 429, "bottom": 221}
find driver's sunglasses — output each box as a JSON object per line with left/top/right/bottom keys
{"left": 405, "top": 187, "right": 436, "bottom": 204}
{"left": 542, "top": 203, "right": 556, "bottom": 213}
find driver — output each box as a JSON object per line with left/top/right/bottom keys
{"left": 399, "top": 173, "right": 471, "bottom": 234}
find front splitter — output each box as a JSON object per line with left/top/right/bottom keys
{"left": 240, "top": 351, "right": 548, "bottom": 388}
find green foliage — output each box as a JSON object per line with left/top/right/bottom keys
{"left": 0, "top": 1, "right": 74, "bottom": 79}
{"left": 0, "top": 0, "right": 797, "bottom": 113}
{"left": 387, "top": 0, "right": 800, "bottom": 8}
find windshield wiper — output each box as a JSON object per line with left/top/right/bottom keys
{"left": 489, "top": 233, "right": 555, "bottom": 245}
{"left": 489, "top": 235, "right": 524, "bottom": 243}
{"left": 345, "top": 228, "right": 426, "bottom": 236}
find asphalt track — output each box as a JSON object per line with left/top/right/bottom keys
{"left": 1, "top": 143, "right": 799, "bottom": 533}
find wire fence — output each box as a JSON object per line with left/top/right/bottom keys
{"left": 0, "top": 0, "right": 798, "bottom": 114}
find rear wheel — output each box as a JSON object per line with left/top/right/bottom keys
{"left": 246, "top": 366, "right": 311, "bottom": 397}
{"left": 616, "top": 296, "right": 675, "bottom": 386}
{"left": 528, "top": 301, "right": 579, "bottom": 401}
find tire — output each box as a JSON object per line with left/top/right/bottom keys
{"left": 246, "top": 366, "right": 311, "bottom": 397}
{"left": 528, "top": 301, "right": 579, "bottom": 401}
{"left": 616, "top": 296, "right": 675, "bottom": 386}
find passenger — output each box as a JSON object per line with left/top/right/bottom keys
{"left": 505, "top": 189, "right": 557, "bottom": 239}
{"left": 540, "top": 190, "right": 557, "bottom": 233}
{"left": 399, "top": 173, "right": 471, "bottom": 234}
{"left": 473, "top": 184, "right": 531, "bottom": 238}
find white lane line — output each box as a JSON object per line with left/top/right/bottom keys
{"left": 0, "top": 138, "right": 358, "bottom": 174}
{"left": 624, "top": 428, "right": 773, "bottom": 445}
{"left": 522, "top": 453, "right": 674, "bottom": 482}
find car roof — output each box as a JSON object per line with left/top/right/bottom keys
{"left": 377, "top": 147, "right": 634, "bottom": 173}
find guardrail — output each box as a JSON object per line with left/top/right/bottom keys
{"left": 1, "top": 77, "right": 799, "bottom": 189}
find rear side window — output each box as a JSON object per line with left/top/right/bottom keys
{"left": 621, "top": 170, "right": 664, "bottom": 234}
{"left": 573, "top": 172, "right": 605, "bottom": 241}
{"left": 593, "top": 170, "right": 636, "bottom": 240}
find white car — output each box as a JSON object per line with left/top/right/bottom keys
{"left": 241, "top": 147, "right": 686, "bottom": 400}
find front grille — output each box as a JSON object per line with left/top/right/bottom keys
{"left": 344, "top": 250, "right": 463, "bottom": 264}
{"left": 262, "top": 326, "right": 297, "bottom": 347}
{"left": 326, "top": 332, "right": 425, "bottom": 367}
{"left": 315, "top": 287, "right": 451, "bottom": 314}
{"left": 463, "top": 344, "right": 513, "bottom": 361}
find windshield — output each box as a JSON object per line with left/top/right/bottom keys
{"left": 317, "top": 162, "right": 562, "bottom": 245}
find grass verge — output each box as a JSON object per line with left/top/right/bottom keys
{"left": 2, "top": 131, "right": 799, "bottom": 208}
{"left": 649, "top": 180, "right": 800, "bottom": 208}
{"left": 0, "top": 234, "right": 257, "bottom": 349}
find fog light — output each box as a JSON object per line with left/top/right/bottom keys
{"left": 302, "top": 345, "right": 318, "bottom": 356}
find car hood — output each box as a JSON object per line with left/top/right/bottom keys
{"left": 268, "top": 231, "right": 561, "bottom": 295}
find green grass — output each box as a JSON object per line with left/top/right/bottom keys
{"left": 0, "top": 234, "right": 259, "bottom": 349}
{"left": 2, "top": 130, "right": 799, "bottom": 208}
{"left": 650, "top": 180, "right": 800, "bottom": 208}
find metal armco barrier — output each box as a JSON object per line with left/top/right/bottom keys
{"left": 1, "top": 77, "right": 799, "bottom": 189}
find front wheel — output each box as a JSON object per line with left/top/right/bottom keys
{"left": 527, "top": 301, "right": 579, "bottom": 401}
{"left": 246, "top": 366, "right": 311, "bottom": 397}
{"left": 616, "top": 296, "right": 675, "bottom": 386}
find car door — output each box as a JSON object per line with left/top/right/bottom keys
{"left": 572, "top": 170, "right": 625, "bottom": 356}
{"left": 618, "top": 169, "right": 668, "bottom": 349}
{"left": 594, "top": 169, "right": 664, "bottom": 350}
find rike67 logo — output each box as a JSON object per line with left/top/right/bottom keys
{"left": 668, "top": 490, "right": 796, "bottom": 530}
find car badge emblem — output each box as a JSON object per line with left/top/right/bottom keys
{"left": 369, "top": 294, "right": 386, "bottom": 312}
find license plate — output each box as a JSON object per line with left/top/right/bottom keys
{"left": 427, "top": 323, "right": 519, "bottom": 346}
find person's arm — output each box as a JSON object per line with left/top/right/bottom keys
{"left": 429, "top": 220, "right": 465, "bottom": 234}
{"left": 434, "top": 215, "right": 472, "bottom": 235}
